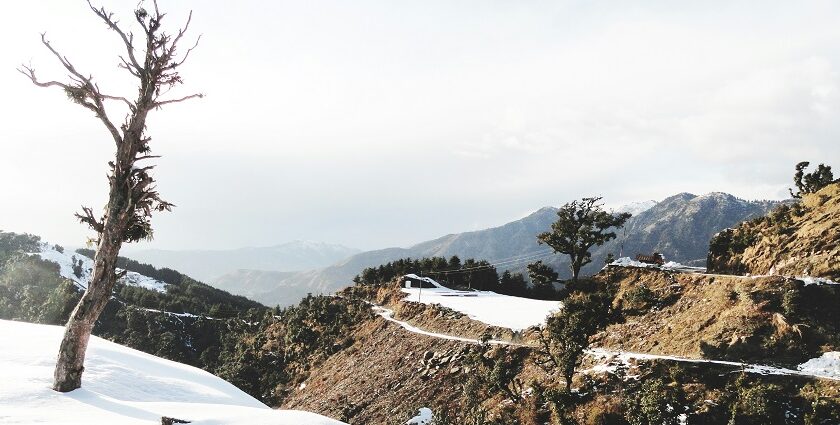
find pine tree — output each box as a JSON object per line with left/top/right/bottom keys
{"left": 789, "top": 161, "right": 835, "bottom": 198}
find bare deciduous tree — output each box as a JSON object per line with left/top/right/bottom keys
{"left": 18, "top": 0, "right": 202, "bottom": 392}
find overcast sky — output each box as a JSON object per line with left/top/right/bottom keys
{"left": 2, "top": 1, "right": 839, "bottom": 251}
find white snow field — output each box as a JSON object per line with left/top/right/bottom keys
{"left": 400, "top": 275, "right": 562, "bottom": 331}
{"left": 0, "top": 319, "right": 347, "bottom": 425}
{"left": 34, "top": 243, "right": 167, "bottom": 293}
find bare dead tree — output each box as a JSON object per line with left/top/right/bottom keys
{"left": 18, "top": 0, "right": 203, "bottom": 392}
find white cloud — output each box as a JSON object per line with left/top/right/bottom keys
{"left": 2, "top": 0, "right": 840, "bottom": 250}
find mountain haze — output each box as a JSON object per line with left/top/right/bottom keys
{"left": 123, "top": 241, "right": 360, "bottom": 282}
{"left": 215, "top": 192, "right": 781, "bottom": 306}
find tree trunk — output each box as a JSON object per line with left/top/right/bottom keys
{"left": 52, "top": 216, "right": 126, "bottom": 391}
{"left": 52, "top": 124, "right": 142, "bottom": 392}
{"left": 570, "top": 257, "right": 581, "bottom": 282}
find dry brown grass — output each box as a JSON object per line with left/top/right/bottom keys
{"left": 594, "top": 268, "right": 799, "bottom": 362}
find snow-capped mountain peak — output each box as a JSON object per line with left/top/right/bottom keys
{"left": 613, "top": 200, "right": 658, "bottom": 216}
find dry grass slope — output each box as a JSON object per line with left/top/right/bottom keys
{"left": 709, "top": 182, "right": 840, "bottom": 279}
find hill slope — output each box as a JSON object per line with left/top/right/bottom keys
{"left": 709, "top": 182, "right": 840, "bottom": 280}
{"left": 219, "top": 193, "right": 779, "bottom": 307}
{"left": 0, "top": 319, "right": 346, "bottom": 425}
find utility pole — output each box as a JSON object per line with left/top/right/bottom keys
{"left": 418, "top": 269, "right": 422, "bottom": 302}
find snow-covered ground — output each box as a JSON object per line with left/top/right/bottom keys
{"left": 33, "top": 243, "right": 167, "bottom": 293}
{"left": 609, "top": 255, "right": 839, "bottom": 285}
{"left": 400, "top": 276, "right": 562, "bottom": 331}
{"left": 798, "top": 352, "right": 840, "bottom": 378}
{"left": 0, "top": 319, "right": 347, "bottom": 425}
{"left": 607, "top": 257, "right": 706, "bottom": 273}
{"left": 371, "top": 304, "right": 524, "bottom": 346}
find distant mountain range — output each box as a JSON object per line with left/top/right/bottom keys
{"left": 122, "top": 241, "right": 361, "bottom": 282}
{"left": 210, "top": 192, "right": 781, "bottom": 307}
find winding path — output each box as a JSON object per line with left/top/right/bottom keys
{"left": 369, "top": 303, "right": 840, "bottom": 382}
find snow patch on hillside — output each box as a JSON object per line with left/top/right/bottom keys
{"left": 33, "top": 243, "right": 167, "bottom": 293}
{"left": 0, "top": 319, "right": 347, "bottom": 424}
{"left": 406, "top": 407, "right": 434, "bottom": 424}
{"left": 796, "top": 276, "right": 840, "bottom": 286}
{"left": 585, "top": 348, "right": 840, "bottom": 381}
{"left": 401, "top": 276, "right": 561, "bottom": 331}
{"left": 798, "top": 352, "right": 840, "bottom": 378}
{"left": 607, "top": 257, "right": 705, "bottom": 273}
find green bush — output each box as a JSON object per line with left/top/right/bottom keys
{"left": 623, "top": 284, "right": 658, "bottom": 314}
{"left": 623, "top": 378, "right": 682, "bottom": 425}
{"left": 727, "top": 375, "right": 784, "bottom": 425}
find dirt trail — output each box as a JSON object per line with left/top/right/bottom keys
{"left": 368, "top": 300, "right": 840, "bottom": 382}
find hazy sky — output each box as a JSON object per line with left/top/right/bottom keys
{"left": 2, "top": 1, "right": 839, "bottom": 251}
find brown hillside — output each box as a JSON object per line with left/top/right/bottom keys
{"left": 594, "top": 267, "right": 840, "bottom": 365}
{"left": 281, "top": 270, "right": 840, "bottom": 423}
{"left": 281, "top": 315, "right": 476, "bottom": 423}
{"left": 708, "top": 182, "right": 840, "bottom": 280}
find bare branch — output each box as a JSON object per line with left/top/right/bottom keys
{"left": 25, "top": 34, "right": 124, "bottom": 145}
{"left": 87, "top": 0, "right": 142, "bottom": 72}
{"left": 74, "top": 206, "right": 104, "bottom": 234}
{"left": 169, "top": 10, "right": 193, "bottom": 50}
{"left": 18, "top": 65, "right": 100, "bottom": 115}
{"left": 93, "top": 82, "right": 134, "bottom": 111}
{"left": 166, "top": 34, "right": 201, "bottom": 70}
{"left": 39, "top": 33, "right": 93, "bottom": 86}
{"left": 17, "top": 65, "right": 71, "bottom": 90}
{"left": 153, "top": 93, "right": 204, "bottom": 108}
{"left": 118, "top": 56, "right": 141, "bottom": 77}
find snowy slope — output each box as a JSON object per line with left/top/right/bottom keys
{"left": 0, "top": 319, "right": 347, "bottom": 425}
{"left": 401, "top": 276, "right": 561, "bottom": 331}
{"left": 34, "top": 243, "right": 167, "bottom": 293}
{"left": 613, "top": 200, "right": 657, "bottom": 216}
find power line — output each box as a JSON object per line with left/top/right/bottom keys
{"left": 423, "top": 249, "right": 556, "bottom": 276}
